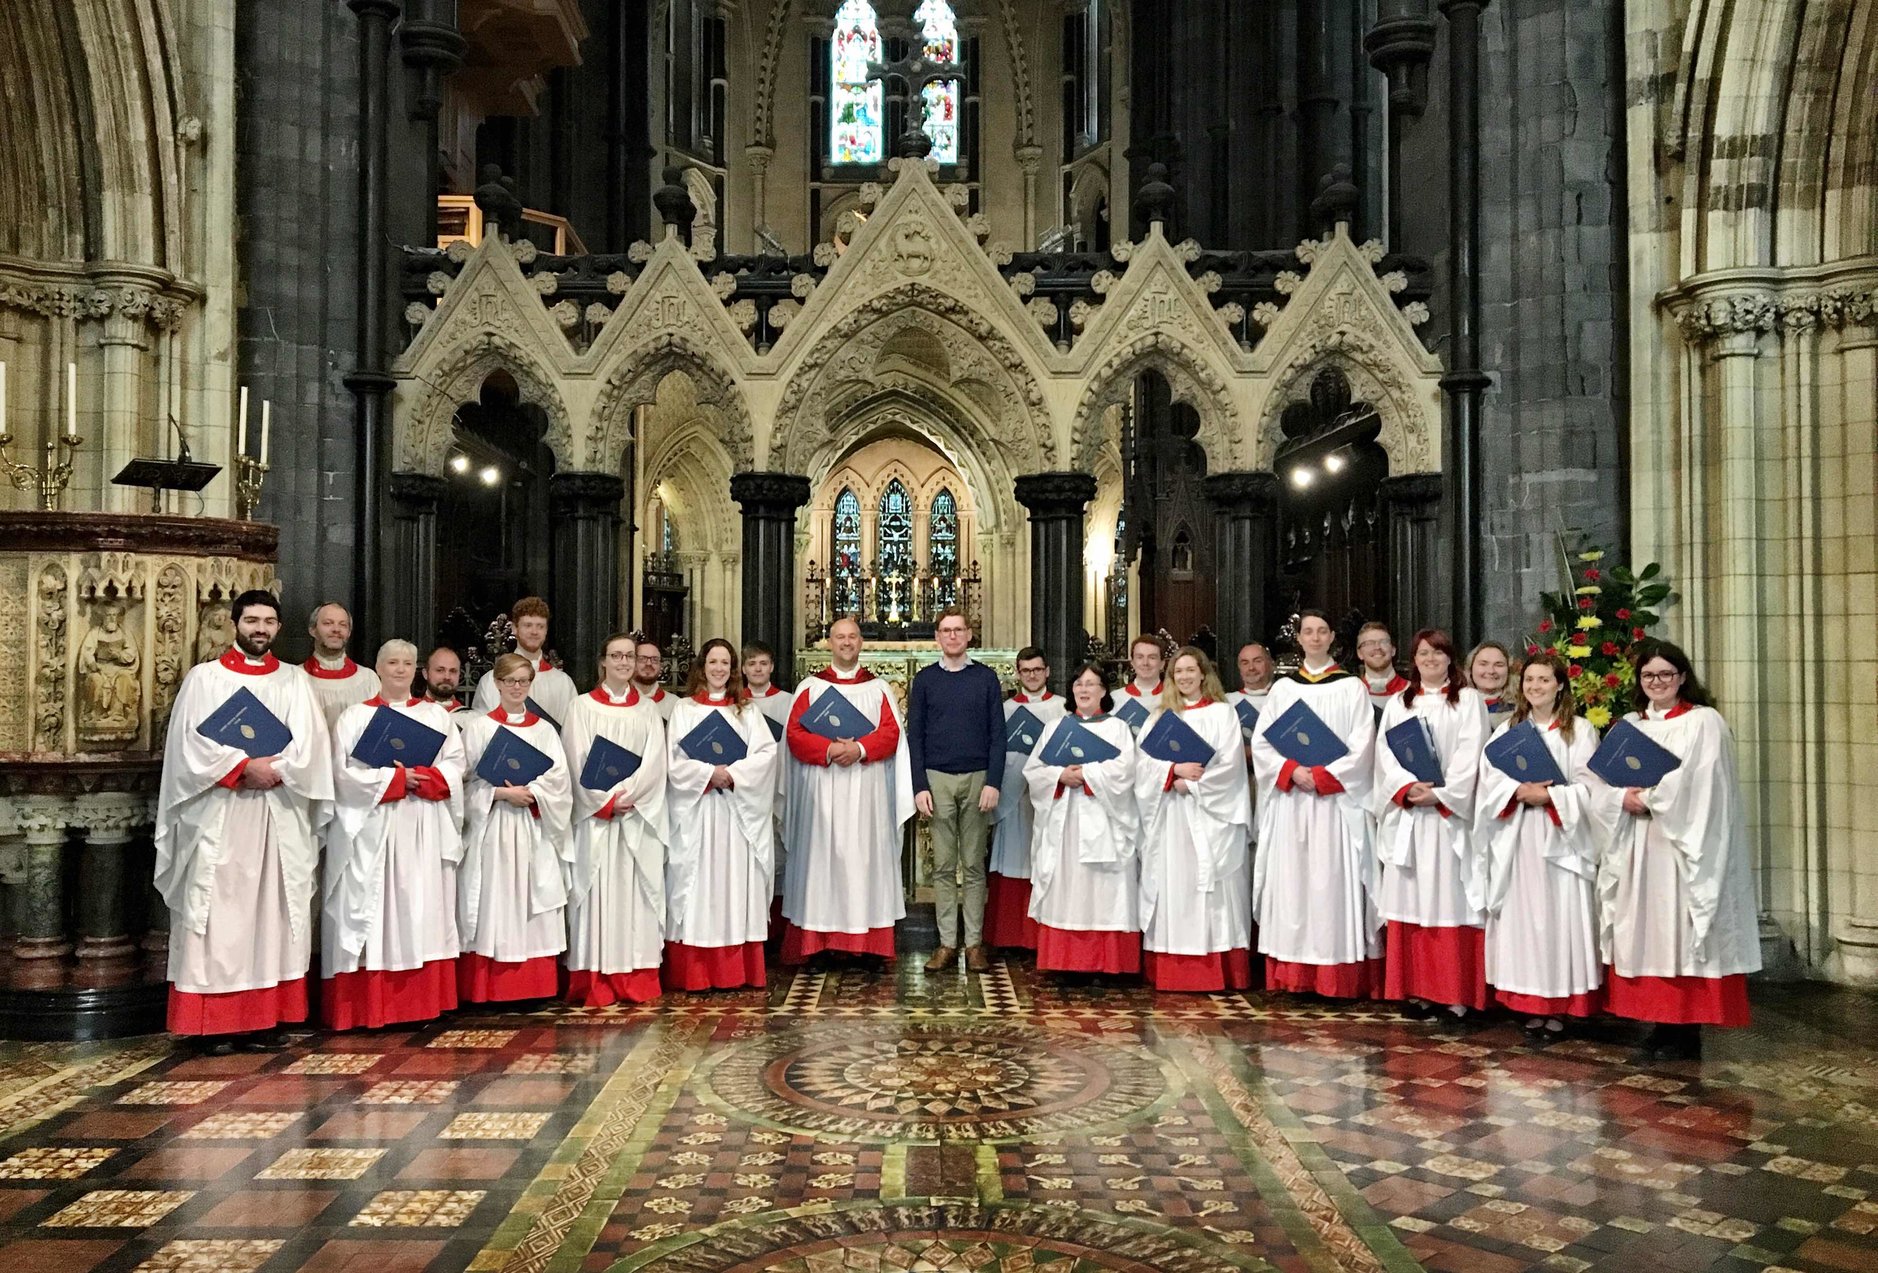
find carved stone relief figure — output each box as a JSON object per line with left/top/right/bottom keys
{"left": 194, "top": 601, "right": 233, "bottom": 664}
{"left": 77, "top": 600, "right": 142, "bottom": 747}
{"left": 34, "top": 565, "right": 68, "bottom": 752}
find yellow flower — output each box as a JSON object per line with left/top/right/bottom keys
{"left": 1574, "top": 585, "right": 1602, "bottom": 595}
{"left": 1566, "top": 645, "right": 1591, "bottom": 658}
{"left": 1575, "top": 616, "right": 1599, "bottom": 630}
{"left": 1578, "top": 550, "right": 1605, "bottom": 561}
{"left": 1586, "top": 705, "right": 1612, "bottom": 728}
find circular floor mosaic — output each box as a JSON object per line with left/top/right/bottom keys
{"left": 698, "top": 1021, "right": 1175, "bottom": 1141}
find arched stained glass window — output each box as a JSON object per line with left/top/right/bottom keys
{"left": 833, "top": 487, "right": 863, "bottom": 616}
{"left": 916, "top": 0, "right": 961, "bottom": 164}
{"left": 876, "top": 478, "right": 914, "bottom": 622}
{"left": 830, "top": 1, "right": 884, "bottom": 166}
{"left": 929, "top": 487, "right": 959, "bottom": 609}
{"left": 660, "top": 506, "right": 679, "bottom": 556}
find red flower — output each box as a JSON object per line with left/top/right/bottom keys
{"left": 1568, "top": 664, "right": 1584, "bottom": 678}
{"left": 1578, "top": 596, "right": 1594, "bottom": 610}
{"left": 1600, "top": 641, "right": 1618, "bottom": 656}
{"left": 1605, "top": 673, "right": 1620, "bottom": 688}
{"left": 1615, "top": 608, "right": 1631, "bottom": 620}
{"left": 1585, "top": 568, "right": 1601, "bottom": 581}
{"left": 1538, "top": 619, "right": 1553, "bottom": 634}
{"left": 1632, "top": 626, "right": 1645, "bottom": 640}
{"left": 1525, "top": 644, "right": 1541, "bottom": 656}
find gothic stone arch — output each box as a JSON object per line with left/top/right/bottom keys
{"left": 590, "top": 333, "right": 755, "bottom": 472}
{"left": 1072, "top": 332, "right": 1237, "bottom": 473}
{"left": 399, "top": 332, "right": 574, "bottom": 477}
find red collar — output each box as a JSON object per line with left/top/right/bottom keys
{"left": 516, "top": 653, "right": 552, "bottom": 673}
{"left": 1370, "top": 674, "right": 1410, "bottom": 692}
{"left": 1662, "top": 700, "right": 1695, "bottom": 720}
{"left": 589, "top": 686, "right": 641, "bottom": 708}
{"left": 753, "top": 683, "right": 785, "bottom": 697}
{"left": 364, "top": 695, "right": 424, "bottom": 708}
{"left": 489, "top": 708, "right": 541, "bottom": 727}
{"left": 641, "top": 686, "right": 667, "bottom": 702}
{"left": 817, "top": 666, "right": 875, "bottom": 684}
{"left": 1182, "top": 697, "right": 1215, "bottom": 710}
{"left": 1125, "top": 681, "right": 1161, "bottom": 698}
{"left": 221, "top": 649, "right": 281, "bottom": 676}
{"left": 1012, "top": 691, "right": 1055, "bottom": 703}
{"left": 303, "top": 656, "right": 360, "bottom": 680}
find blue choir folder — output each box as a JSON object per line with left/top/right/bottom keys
{"left": 1588, "top": 719, "right": 1682, "bottom": 789}
{"left": 197, "top": 687, "right": 293, "bottom": 759}
{"left": 1263, "top": 699, "right": 1349, "bottom": 768}
{"left": 678, "top": 710, "right": 749, "bottom": 765}
{"left": 1384, "top": 716, "right": 1444, "bottom": 786}
{"left": 578, "top": 734, "right": 642, "bottom": 791}
{"left": 1484, "top": 720, "right": 1567, "bottom": 786}
{"left": 1234, "top": 698, "right": 1260, "bottom": 740}
{"left": 475, "top": 726, "right": 554, "bottom": 788}
{"left": 351, "top": 705, "right": 446, "bottom": 770}
{"left": 1139, "top": 710, "right": 1212, "bottom": 765}
{"left": 799, "top": 689, "right": 870, "bottom": 742}
{"left": 525, "top": 696, "right": 561, "bottom": 732}
{"left": 1114, "top": 695, "right": 1151, "bottom": 731}
{"left": 1037, "top": 718, "right": 1121, "bottom": 767}
{"left": 763, "top": 712, "right": 784, "bottom": 741}
{"left": 1005, "top": 706, "right": 1044, "bottom": 754}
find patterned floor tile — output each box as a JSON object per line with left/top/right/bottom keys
{"left": 255, "top": 1148, "right": 386, "bottom": 1180}
{"left": 350, "top": 1189, "right": 488, "bottom": 1227}
{"left": 40, "top": 1189, "right": 194, "bottom": 1228}
{"left": 131, "top": 1237, "right": 284, "bottom": 1271}
{"left": 437, "top": 1112, "right": 550, "bottom": 1140}
{"left": 0, "top": 1146, "right": 116, "bottom": 1179}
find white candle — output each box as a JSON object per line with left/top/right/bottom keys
{"left": 237, "top": 384, "right": 249, "bottom": 456}
{"left": 0, "top": 361, "right": 7, "bottom": 435}
{"left": 260, "top": 399, "right": 271, "bottom": 466}
{"left": 66, "top": 362, "right": 77, "bottom": 439}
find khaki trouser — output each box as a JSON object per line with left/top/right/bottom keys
{"left": 926, "top": 768, "right": 990, "bottom": 948}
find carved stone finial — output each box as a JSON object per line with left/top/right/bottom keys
{"left": 653, "top": 165, "right": 697, "bottom": 240}
{"left": 1310, "top": 165, "right": 1360, "bottom": 234}
{"left": 1136, "top": 163, "right": 1175, "bottom": 230}
{"left": 897, "top": 124, "right": 935, "bottom": 160}
{"left": 473, "top": 164, "right": 524, "bottom": 242}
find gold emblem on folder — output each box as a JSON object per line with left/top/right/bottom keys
{"left": 1625, "top": 755, "right": 1642, "bottom": 771}
{"left": 239, "top": 724, "right": 256, "bottom": 740}
{"left": 1515, "top": 756, "right": 1528, "bottom": 771}
{"left": 1169, "top": 740, "right": 1182, "bottom": 752}
{"left": 1296, "top": 731, "right": 1311, "bottom": 746}
{"left": 711, "top": 741, "right": 724, "bottom": 755}
{"left": 829, "top": 714, "right": 843, "bottom": 727}
{"left": 391, "top": 738, "right": 406, "bottom": 751}
{"left": 1070, "top": 746, "right": 1085, "bottom": 758}
{"left": 507, "top": 758, "right": 522, "bottom": 771}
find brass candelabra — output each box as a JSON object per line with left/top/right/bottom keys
{"left": 234, "top": 453, "right": 269, "bottom": 520}
{"left": 0, "top": 430, "right": 82, "bottom": 511}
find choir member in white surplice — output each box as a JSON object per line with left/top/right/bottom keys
{"left": 422, "top": 645, "right": 469, "bottom": 714}
{"left": 1475, "top": 653, "right": 1603, "bottom": 1039}
{"left": 1251, "top": 610, "right": 1381, "bottom": 998}
{"left": 322, "top": 640, "right": 465, "bottom": 1030}
{"left": 1586, "top": 642, "right": 1760, "bottom": 1062}
{"left": 470, "top": 596, "right": 578, "bottom": 726}
{"left": 156, "top": 590, "right": 332, "bottom": 1050}
{"left": 985, "top": 646, "right": 1066, "bottom": 951}
{"left": 457, "top": 653, "right": 572, "bottom": 1003}
{"left": 1374, "top": 630, "right": 1491, "bottom": 1019}
{"left": 560, "top": 633, "right": 669, "bottom": 1006}
{"left": 1116, "top": 634, "right": 1166, "bottom": 733}
{"left": 1356, "top": 622, "right": 1411, "bottom": 719}
{"left": 779, "top": 616, "right": 914, "bottom": 964}
{"left": 301, "top": 602, "right": 381, "bottom": 732}
{"left": 743, "top": 641, "right": 794, "bottom": 935}
{"left": 1467, "top": 641, "right": 1517, "bottom": 723}
{"left": 1135, "top": 648, "right": 1254, "bottom": 992}
{"left": 1024, "top": 663, "right": 1142, "bottom": 975}
{"left": 664, "top": 639, "right": 778, "bottom": 991}
{"left": 632, "top": 638, "right": 679, "bottom": 723}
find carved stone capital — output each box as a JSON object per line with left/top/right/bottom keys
{"left": 730, "top": 470, "right": 813, "bottom": 516}
{"left": 389, "top": 471, "right": 449, "bottom": 511}
{"left": 72, "top": 792, "right": 152, "bottom": 845}
{"left": 1203, "top": 470, "right": 1281, "bottom": 515}
{"left": 548, "top": 471, "right": 627, "bottom": 509}
{"left": 13, "top": 795, "right": 75, "bottom": 844}
{"left": 1014, "top": 471, "right": 1097, "bottom": 517}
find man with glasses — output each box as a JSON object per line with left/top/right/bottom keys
{"left": 1356, "top": 622, "right": 1409, "bottom": 720}
{"left": 632, "top": 637, "right": 675, "bottom": 723}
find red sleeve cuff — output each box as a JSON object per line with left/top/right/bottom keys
{"left": 218, "top": 758, "right": 250, "bottom": 789}
{"left": 1545, "top": 805, "right": 1563, "bottom": 828}
{"left": 413, "top": 767, "right": 451, "bottom": 801}
{"left": 377, "top": 765, "right": 409, "bottom": 804}
{"left": 1311, "top": 767, "right": 1343, "bottom": 795}
{"left": 1277, "top": 759, "right": 1299, "bottom": 792}
{"left": 1435, "top": 802, "right": 1452, "bottom": 820}
{"left": 1498, "top": 795, "right": 1519, "bottom": 820}
{"left": 1392, "top": 783, "right": 1414, "bottom": 809}
{"left": 595, "top": 793, "right": 619, "bottom": 821}
{"left": 1163, "top": 765, "right": 1178, "bottom": 792}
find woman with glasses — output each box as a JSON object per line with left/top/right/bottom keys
{"left": 457, "top": 652, "right": 572, "bottom": 1004}
{"left": 1589, "top": 641, "right": 1760, "bottom": 1060}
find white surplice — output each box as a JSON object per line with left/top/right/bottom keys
{"left": 1474, "top": 715, "right": 1603, "bottom": 1000}
{"left": 781, "top": 669, "right": 915, "bottom": 936}
{"left": 1135, "top": 700, "right": 1252, "bottom": 956}
{"left": 990, "top": 693, "right": 1068, "bottom": 880}
{"left": 751, "top": 686, "right": 794, "bottom": 896}
{"left": 156, "top": 652, "right": 334, "bottom": 995}
{"left": 560, "top": 688, "right": 669, "bottom": 976}
{"left": 301, "top": 656, "right": 381, "bottom": 734}
{"left": 457, "top": 710, "right": 572, "bottom": 962}
{"left": 665, "top": 695, "right": 778, "bottom": 948}
{"left": 1250, "top": 669, "right": 1379, "bottom": 967}
{"left": 1586, "top": 704, "right": 1762, "bottom": 978}
{"left": 323, "top": 698, "right": 465, "bottom": 975}
{"left": 471, "top": 657, "right": 578, "bottom": 726}
{"left": 1024, "top": 714, "right": 1140, "bottom": 933}
{"left": 1373, "top": 687, "right": 1490, "bottom": 927}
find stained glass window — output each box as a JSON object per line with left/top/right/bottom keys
{"left": 830, "top": 1, "right": 884, "bottom": 166}
{"left": 833, "top": 487, "right": 863, "bottom": 617}
{"left": 916, "top": 0, "right": 960, "bottom": 164}
{"left": 929, "top": 487, "right": 959, "bottom": 609}
{"left": 660, "top": 506, "right": 678, "bottom": 555}
{"left": 876, "top": 479, "right": 914, "bottom": 622}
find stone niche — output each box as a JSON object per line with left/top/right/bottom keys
{"left": 0, "top": 512, "right": 279, "bottom": 1039}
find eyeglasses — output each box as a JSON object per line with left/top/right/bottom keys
{"left": 1639, "top": 670, "right": 1681, "bottom": 682}
{"left": 497, "top": 675, "right": 534, "bottom": 687}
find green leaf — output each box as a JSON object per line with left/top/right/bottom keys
{"left": 1640, "top": 562, "right": 1661, "bottom": 580}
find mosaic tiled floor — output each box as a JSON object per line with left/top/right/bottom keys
{"left": 3, "top": 957, "right": 1877, "bottom": 1273}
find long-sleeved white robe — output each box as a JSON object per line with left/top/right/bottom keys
{"left": 471, "top": 657, "right": 578, "bottom": 726}
{"left": 302, "top": 656, "right": 381, "bottom": 734}
{"left": 987, "top": 692, "right": 1068, "bottom": 946}
{"left": 457, "top": 710, "right": 571, "bottom": 985}
{"left": 751, "top": 685, "right": 795, "bottom": 902}
{"left": 1024, "top": 713, "right": 1141, "bottom": 971}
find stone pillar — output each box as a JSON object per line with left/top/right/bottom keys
{"left": 11, "top": 798, "right": 73, "bottom": 990}
{"left": 387, "top": 472, "right": 446, "bottom": 651}
{"left": 1204, "top": 471, "right": 1281, "bottom": 659}
{"left": 1014, "top": 472, "right": 1097, "bottom": 690}
{"left": 1380, "top": 473, "right": 1443, "bottom": 641}
{"left": 70, "top": 794, "right": 148, "bottom": 987}
{"left": 732, "top": 472, "right": 813, "bottom": 679}
{"left": 1439, "top": 0, "right": 1489, "bottom": 647}
{"left": 549, "top": 472, "right": 626, "bottom": 691}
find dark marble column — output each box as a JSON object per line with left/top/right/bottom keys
{"left": 549, "top": 472, "right": 626, "bottom": 691}
{"left": 1014, "top": 472, "right": 1097, "bottom": 690}
{"left": 1204, "top": 471, "right": 1281, "bottom": 661}
{"left": 11, "top": 799, "right": 72, "bottom": 991}
{"left": 71, "top": 795, "right": 145, "bottom": 988}
{"left": 1381, "top": 473, "right": 1444, "bottom": 640}
{"left": 387, "top": 472, "right": 446, "bottom": 650}
{"left": 1440, "top": 0, "right": 1490, "bottom": 646}
{"left": 731, "top": 472, "right": 812, "bottom": 680}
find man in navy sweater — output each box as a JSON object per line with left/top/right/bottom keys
{"left": 908, "top": 607, "right": 1007, "bottom": 973}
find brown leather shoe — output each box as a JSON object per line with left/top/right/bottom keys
{"left": 964, "top": 945, "right": 991, "bottom": 973}
{"left": 924, "top": 946, "right": 957, "bottom": 972}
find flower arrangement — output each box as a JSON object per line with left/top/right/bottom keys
{"left": 1523, "top": 540, "right": 1676, "bottom": 729}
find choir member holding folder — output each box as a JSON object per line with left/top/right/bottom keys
{"left": 986, "top": 647, "right": 1066, "bottom": 950}
{"left": 322, "top": 640, "right": 465, "bottom": 1030}
{"left": 1251, "top": 610, "right": 1380, "bottom": 998}
{"left": 457, "top": 652, "right": 572, "bottom": 1003}
{"left": 1374, "top": 630, "right": 1490, "bottom": 1021}
{"left": 1134, "top": 648, "right": 1254, "bottom": 991}
{"left": 561, "top": 633, "right": 669, "bottom": 1005}
{"left": 1587, "top": 642, "right": 1760, "bottom": 1060}
{"left": 1475, "top": 653, "right": 1602, "bottom": 1039}
{"left": 156, "top": 590, "right": 332, "bottom": 1050}
{"left": 1024, "top": 664, "right": 1141, "bottom": 975}
{"left": 663, "top": 640, "right": 777, "bottom": 990}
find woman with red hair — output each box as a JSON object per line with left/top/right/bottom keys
{"left": 1373, "top": 629, "right": 1490, "bottom": 1022}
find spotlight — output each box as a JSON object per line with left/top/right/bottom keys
{"left": 478, "top": 465, "right": 501, "bottom": 486}
{"left": 1290, "top": 467, "right": 1314, "bottom": 489}
{"left": 449, "top": 454, "right": 470, "bottom": 474}
{"left": 1324, "top": 452, "right": 1346, "bottom": 474}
